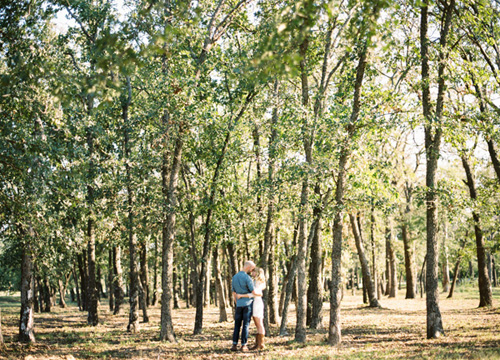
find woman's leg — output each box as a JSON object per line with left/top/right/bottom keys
{"left": 255, "top": 317, "right": 265, "bottom": 335}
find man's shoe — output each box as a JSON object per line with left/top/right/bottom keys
{"left": 240, "top": 345, "right": 249, "bottom": 352}
{"left": 230, "top": 344, "right": 238, "bottom": 351}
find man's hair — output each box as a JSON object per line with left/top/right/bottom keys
{"left": 243, "top": 261, "right": 255, "bottom": 270}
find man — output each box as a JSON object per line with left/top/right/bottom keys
{"left": 231, "top": 260, "right": 256, "bottom": 352}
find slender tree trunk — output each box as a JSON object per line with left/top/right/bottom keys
{"left": 441, "top": 222, "right": 450, "bottom": 293}
{"left": 370, "top": 206, "right": 378, "bottom": 300}
{"left": 113, "top": 245, "right": 124, "bottom": 314}
{"left": 140, "top": 239, "right": 150, "bottom": 307}
{"left": 447, "top": 238, "right": 466, "bottom": 298}
{"left": 42, "top": 278, "right": 51, "bottom": 312}
{"left": 402, "top": 183, "right": 416, "bottom": 299}
{"left": 261, "top": 78, "right": 279, "bottom": 332}
{"left": 386, "top": 223, "right": 397, "bottom": 298}
{"left": 204, "top": 253, "right": 212, "bottom": 307}
{"left": 349, "top": 214, "right": 380, "bottom": 307}
{"left": 152, "top": 235, "right": 159, "bottom": 306}
{"left": 173, "top": 267, "right": 180, "bottom": 309}
{"left": 77, "top": 253, "right": 87, "bottom": 311}
{"left": 123, "top": 79, "right": 142, "bottom": 333}
{"left": 72, "top": 267, "right": 81, "bottom": 311}
{"left": 279, "top": 255, "right": 298, "bottom": 336}
{"left": 279, "top": 219, "right": 299, "bottom": 335}
{"left": 461, "top": 156, "right": 493, "bottom": 307}
{"left": 19, "top": 241, "right": 36, "bottom": 343}
{"left": 420, "top": 0, "right": 453, "bottom": 338}
{"left": 58, "top": 279, "right": 67, "bottom": 308}
{"left": 86, "top": 123, "right": 99, "bottom": 326}
{"left": 268, "top": 228, "right": 279, "bottom": 324}
{"left": 492, "top": 255, "right": 498, "bottom": 287}
{"left": 108, "top": 248, "right": 114, "bottom": 312}
{"left": 213, "top": 246, "right": 228, "bottom": 322}
{"left": 307, "top": 185, "right": 325, "bottom": 328}
{"left": 0, "top": 307, "right": 4, "bottom": 349}
{"left": 329, "top": 35, "right": 371, "bottom": 345}
{"left": 159, "top": 124, "right": 183, "bottom": 342}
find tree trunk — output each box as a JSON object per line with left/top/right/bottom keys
{"left": 152, "top": 235, "right": 159, "bottom": 307}
{"left": 159, "top": 124, "right": 183, "bottom": 342}
{"left": 461, "top": 155, "right": 493, "bottom": 307}
{"left": 123, "top": 80, "right": 143, "bottom": 333}
{"left": 19, "top": 241, "right": 36, "bottom": 343}
{"left": 77, "top": 253, "right": 87, "bottom": 311}
{"left": 173, "top": 267, "right": 180, "bottom": 309}
{"left": 58, "top": 278, "right": 67, "bottom": 308}
{"left": 370, "top": 206, "right": 379, "bottom": 300}
{"left": 204, "top": 253, "right": 212, "bottom": 307}
{"left": 441, "top": 222, "right": 450, "bottom": 293}
{"left": 268, "top": 228, "right": 279, "bottom": 324}
{"left": 402, "top": 183, "right": 416, "bottom": 299}
{"left": 447, "top": 238, "right": 466, "bottom": 299}
{"left": 108, "top": 248, "right": 114, "bottom": 312}
{"left": 72, "top": 267, "right": 81, "bottom": 311}
{"left": 492, "top": 255, "right": 498, "bottom": 287}
{"left": 0, "top": 307, "right": 4, "bottom": 349}
{"left": 86, "top": 125, "right": 99, "bottom": 327}
{"left": 113, "top": 245, "right": 125, "bottom": 314}
{"left": 349, "top": 214, "right": 380, "bottom": 307}
{"left": 140, "top": 238, "right": 150, "bottom": 307}
{"left": 329, "top": 33, "right": 371, "bottom": 345}
{"left": 307, "top": 185, "right": 325, "bottom": 328}
{"left": 42, "top": 277, "right": 51, "bottom": 312}
{"left": 213, "top": 246, "right": 228, "bottom": 322}
{"left": 420, "top": 0, "right": 453, "bottom": 338}
{"left": 386, "top": 224, "right": 397, "bottom": 298}
{"left": 279, "top": 219, "right": 299, "bottom": 336}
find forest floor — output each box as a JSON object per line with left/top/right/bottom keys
{"left": 1, "top": 285, "right": 500, "bottom": 359}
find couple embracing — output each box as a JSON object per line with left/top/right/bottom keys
{"left": 230, "top": 260, "right": 266, "bottom": 352}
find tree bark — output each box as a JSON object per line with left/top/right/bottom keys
{"left": 58, "top": 278, "right": 67, "bottom": 308}
{"left": 159, "top": 124, "right": 183, "bottom": 342}
{"left": 420, "top": 0, "right": 454, "bottom": 338}
{"left": 113, "top": 245, "right": 124, "bottom": 315}
{"left": 401, "top": 183, "right": 416, "bottom": 299}
{"left": 86, "top": 127, "right": 99, "bottom": 326}
{"left": 370, "top": 206, "right": 379, "bottom": 300}
{"left": 441, "top": 222, "right": 450, "bottom": 293}
{"left": 140, "top": 238, "right": 150, "bottom": 307}
{"left": 152, "top": 235, "right": 159, "bottom": 306}
{"left": 307, "top": 185, "right": 325, "bottom": 328}
{"left": 329, "top": 34, "right": 371, "bottom": 345}
{"left": 461, "top": 155, "right": 493, "bottom": 307}
{"left": 108, "top": 248, "right": 114, "bottom": 312}
{"left": 349, "top": 214, "right": 380, "bottom": 307}
{"left": 447, "top": 238, "right": 466, "bottom": 299}
{"left": 0, "top": 307, "right": 4, "bottom": 348}
{"left": 386, "top": 224, "right": 397, "bottom": 298}
{"left": 77, "top": 253, "right": 87, "bottom": 311}
{"left": 213, "top": 246, "right": 228, "bottom": 322}
{"left": 19, "top": 240, "right": 36, "bottom": 343}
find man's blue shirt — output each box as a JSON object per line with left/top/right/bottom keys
{"left": 232, "top": 271, "right": 254, "bottom": 307}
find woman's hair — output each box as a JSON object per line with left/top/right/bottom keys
{"left": 253, "top": 267, "right": 266, "bottom": 287}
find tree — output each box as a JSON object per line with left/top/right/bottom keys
{"left": 420, "top": 0, "right": 455, "bottom": 339}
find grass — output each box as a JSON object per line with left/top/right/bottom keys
{"left": 0, "top": 286, "right": 499, "bottom": 359}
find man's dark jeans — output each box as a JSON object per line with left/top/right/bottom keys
{"left": 232, "top": 304, "right": 253, "bottom": 346}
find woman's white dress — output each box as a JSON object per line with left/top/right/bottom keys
{"left": 252, "top": 281, "right": 265, "bottom": 319}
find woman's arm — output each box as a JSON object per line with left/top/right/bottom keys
{"left": 235, "top": 290, "right": 262, "bottom": 299}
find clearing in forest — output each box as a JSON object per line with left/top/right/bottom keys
{"left": 1, "top": 286, "right": 499, "bottom": 359}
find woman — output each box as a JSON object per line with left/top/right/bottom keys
{"left": 235, "top": 267, "right": 266, "bottom": 350}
